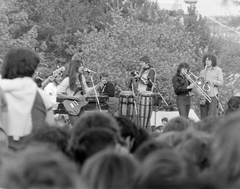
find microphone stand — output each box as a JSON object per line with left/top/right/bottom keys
{"left": 90, "top": 75, "right": 102, "bottom": 112}
{"left": 213, "top": 88, "right": 225, "bottom": 115}
{"left": 148, "top": 79, "right": 169, "bottom": 128}
{"left": 149, "top": 79, "right": 169, "bottom": 108}
{"left": 131, "top": 80, "right": 138, "bottom": 117}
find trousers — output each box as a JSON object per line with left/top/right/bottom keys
{"left": 200, "top": 96, "right": 218, "bottom": 119}
{"left": 176, "top": 95, "right": 190, "bottom": 118}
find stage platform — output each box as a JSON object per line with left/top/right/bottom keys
{"left": 150, "top": 109, "right": 200, "bottom": 126}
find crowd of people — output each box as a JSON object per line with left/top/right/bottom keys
{"left": 1, "top": 47, "right": 240, "bottom": 188}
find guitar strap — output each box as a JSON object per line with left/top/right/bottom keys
{"left": 79, "top": 74, "right": 86, "bottom": 95}
{"left": 74, "top": 74, "right": 86, "bottom": 96}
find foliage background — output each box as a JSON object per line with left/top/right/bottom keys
{"left": 1, "top": 0, "right": 240, "bottom": 116}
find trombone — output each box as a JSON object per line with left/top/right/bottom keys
{"left": 183, "top": 71, "right": 212, "bottom": 103}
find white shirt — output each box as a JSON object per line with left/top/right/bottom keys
{"left": 57, "top": 75, "right": 94, "bottom": 97}
{"left": 44, "top": 82, "right": 59, "bottom": 109}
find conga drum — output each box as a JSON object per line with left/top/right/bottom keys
{"left": 118, "top": 91, "right": 134, "bottom": 120}
{"left": 137, "top": 91, "right": 154, "bottom": 128}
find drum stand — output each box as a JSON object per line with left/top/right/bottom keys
{"left": 90, "top": 76, "right": 102, "bottom": 112}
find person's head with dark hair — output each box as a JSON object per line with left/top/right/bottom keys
{"left": 99, "top": 72, "right": 110, "bottom": 86}
{"left": 202, "top": 53, "right": 217, "bottom": 67}
{"left": 210, "top": 112, "right": 240, "bottom": 188}
{"left": 114, "top": 116, "right": 140, "bottom": 152}
{"left": 81, "top": 149, "right": 140, "bottom": 189}
{"left": 155, "top": 131, "right": 182, "bottom": 148}
{"left": 139, "top": 55, "right": 150, "bottom": 65}
{"left": 67, "top": 59, "right": 84, "bottom": 91}
{"left": 225, "top": 96, "right": 240, "bottom": 116}
{"left": 174, "top": 129, "right": 210, "bottom": 178}
{"left": 68, "top": 127, "right": 120, "bottom": 165}
{"left": 162, "top": 117, "right": 169, "bottom": 127}
{"left": 137, "top": 149, "right": 186, "bottom": 185}
{"left": 176, "top": 62, "right": 190, "bottom": 76}
{"left": 134, "top": 139, "right": 171, "bottom": 162}
{"left": 23, "top": 124, "right": 71, "bottom": 155}
{"left": 1, "top": 48, "right": 40, "bottom": 79}
{"left": 139, "top": 55, "right": 153, "bottom": 71}
{"left": 0, "top": 145, "right": 86, "bottom": 189}
{"left": 72, "top": 111, "right": 121, "bottom": 139}
{"left": 131, "top": 126, "right": 151, "bottom": 153}
{"left": 193, "top": 116, "right": 219, "bottom": 134}
{"left": 163, "top": 116, "right": 191, "bottom": 133}
{"left": 99, "top": 72, "right": 109, "bottom": 79}
{"left": 162, "top": 117, "right": 168, "bottom": 123}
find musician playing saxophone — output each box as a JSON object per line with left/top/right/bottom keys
{"left": 199, "top": 53, "right": 224, "bottom": 119}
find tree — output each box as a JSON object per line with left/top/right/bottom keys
{"left": 70, "top": 12, "right": 197, "bottom": 110}
{"left": 0, "top": 0, "right": 41, "bottom": 68}
{"left": 184, "top": 5, "right": 211, "bottom": 62}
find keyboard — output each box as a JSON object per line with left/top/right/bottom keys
{"left": 56, "top": 96, "right": 109, "bottom": 103}
{"left": 86, "top": 96, "right": 109, "bottom": 103}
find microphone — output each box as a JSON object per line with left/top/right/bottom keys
{"left": 84, "top": 68, "right": 96, "bottom": 74}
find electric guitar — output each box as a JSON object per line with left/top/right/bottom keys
{"left": 63, "top": 97, "right": 88, "bottom": 116}
{"left": 63, "top": 82, "right": 103, "bottom": 116}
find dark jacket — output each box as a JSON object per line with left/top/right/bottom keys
{"left": 172, "top": 74, "right": 191, "bottom": 96}
{"left": 100, "top": 81, "right": 115, "bottom": 97}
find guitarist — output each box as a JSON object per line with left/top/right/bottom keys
{"left": 57, "top": 59, "right": 96, "bottom": 125}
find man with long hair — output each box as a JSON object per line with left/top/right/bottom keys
{"left": 172, "top": 62, "right": 194, "bottom": 118}
{"left": 199, "top": 53, "right": 223, "bottom": 118}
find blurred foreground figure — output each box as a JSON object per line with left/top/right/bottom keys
{"left": 0, "top": 145, "right": 87, "bottom": 189}
{"left": 0, "top": 48, "right": 54, "bottom": 151}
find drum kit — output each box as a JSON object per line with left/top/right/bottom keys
{"left": 118, "top": 90, "right": 169, "bottom": 129}
{"left": 117, "top": 70, "right": 170, "bottom": 130}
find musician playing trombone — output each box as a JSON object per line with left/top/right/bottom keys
{"left": 199, "top": 53, "right": 223, "bottom": 119}
{"left": 172, "top": 62, "right": 195, "bottom": 118}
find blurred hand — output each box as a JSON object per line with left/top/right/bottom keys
{"left": 99, "top": 82, "right": 104, "bottom": 88}
{"left": 205, "top": 79, "right": 214, "bottom": 85}
{"left": 49, "top": 76, "right": 54, "bottom": 82}
{"left": 185, "top": 74, "right": 191, "bottom": 80}
{"left": 187, "top": 83, "right": 195, "bottom": 89}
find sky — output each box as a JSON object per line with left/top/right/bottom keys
{"left": 153, "top": 0, "right": 240, "bottom": 16}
